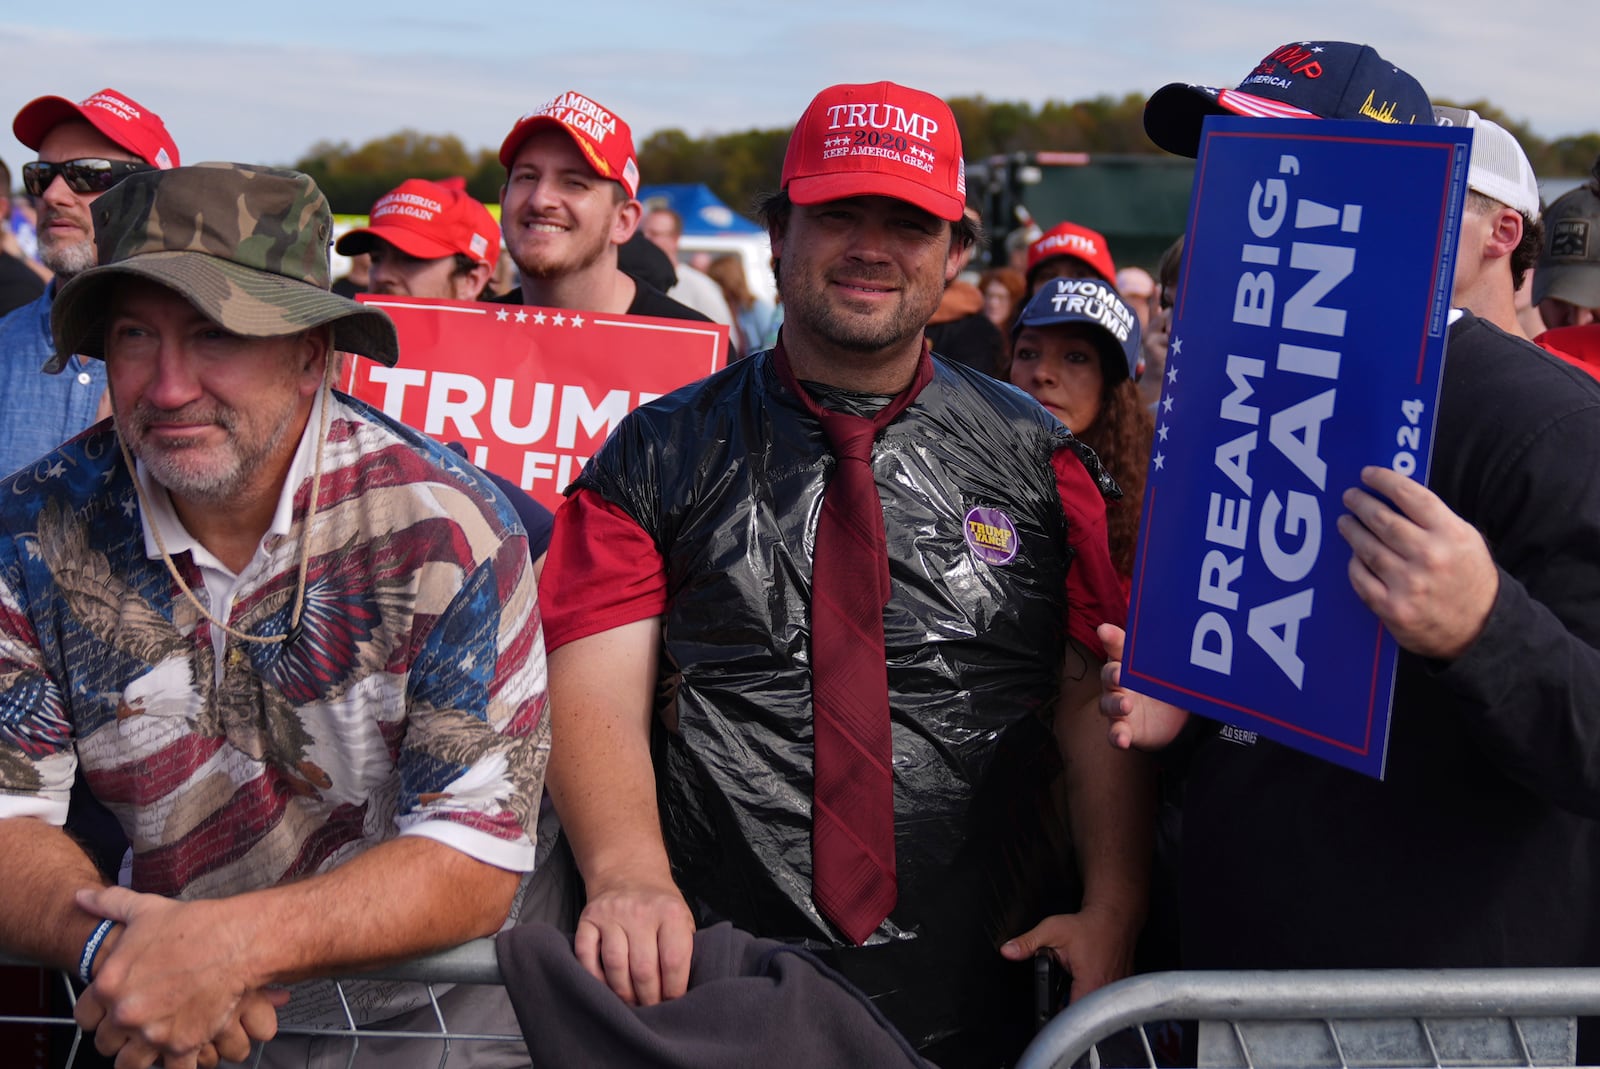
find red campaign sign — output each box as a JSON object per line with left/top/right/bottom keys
{"left": 344, "top": 296, "right": 728, "bottom": 511}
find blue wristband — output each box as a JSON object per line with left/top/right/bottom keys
{"left": 78, "top": 919, "right": 116, "bottom": 985}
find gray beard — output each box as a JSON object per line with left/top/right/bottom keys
{"left": 39, "top": 237, "right": 96, "bottom": 279}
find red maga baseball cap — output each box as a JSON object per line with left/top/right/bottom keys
{"left": 781, "top": 81, "right": 966, "bottom": 222}
{"left": 498, "top": 90, "right": 640, "bottom": 197}
{"left": 336, "top": 178, "right": 501, "bottom": 267}
{"left": 13, "top": 88, "right": 179, "bottom": 170}
{"left": 1027, "top": 221, "right": 1117, "bottom": 285}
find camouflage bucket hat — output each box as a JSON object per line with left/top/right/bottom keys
{"left": 49, "top": 162, "right": 399, "bottom": 371}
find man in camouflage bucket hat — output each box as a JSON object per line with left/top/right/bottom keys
{"left": 0, "top": 162, "right": 549, "bottom": 1068}
{"left": 50, "top": 161, "right": 398, "bottom": 367}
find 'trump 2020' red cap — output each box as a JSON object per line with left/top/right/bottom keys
{"left": 781, "top": 81, "right": 966, "bottom": 222}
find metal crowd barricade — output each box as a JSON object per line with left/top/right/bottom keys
{"left": 0, "top": 937, "right": 518, "bottom": 1069}
{"left": 13, "top": 954, "right": 1600, "bottom": 1069}
{"left": 1016, "top": 969, "right": 1600, "bottom": 1069}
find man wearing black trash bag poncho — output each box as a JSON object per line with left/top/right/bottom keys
{"left": 536, "top": 80, "right": 1154, "bottom": 1068}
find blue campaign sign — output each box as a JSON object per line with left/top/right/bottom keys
{"left": 1123, "top": 115, "right": 1471, "bottom": 779}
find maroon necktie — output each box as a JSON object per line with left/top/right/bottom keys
{"left": 772, "top": 339, "right": 933, "bottom": 946}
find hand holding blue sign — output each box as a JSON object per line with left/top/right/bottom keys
{"left": 1106, "top": 462, "right": 1501, "bottom": 753}
{"left": 1338, "top": 465, "right": 1500, "bottom": 660}
{"left": 1097, "top": 623, "right": 1189, "bottom": 752}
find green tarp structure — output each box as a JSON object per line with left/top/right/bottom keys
{"left": 973, "top": 153, "right": 1196, "bottom": 273}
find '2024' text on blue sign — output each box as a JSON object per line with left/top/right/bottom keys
{"left": 1123, "top": 116, "right": 1471, "bottom": 779}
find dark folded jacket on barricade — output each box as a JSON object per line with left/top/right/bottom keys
{"left": 494, "top": 921, "right": 936, "bottom": 1069}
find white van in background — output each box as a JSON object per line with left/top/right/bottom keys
{"left": 673, "top": 231, "right": 776, "bottom": 307}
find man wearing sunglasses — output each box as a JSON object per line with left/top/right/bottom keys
{"left": 0, "top": 88, "right": 178, "bottom": 479}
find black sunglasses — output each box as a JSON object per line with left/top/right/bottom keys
{"left": 21, "top": 158, "right": 152, "bottom": 197}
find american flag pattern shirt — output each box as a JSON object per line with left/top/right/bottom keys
{"left": 0, "top": 392, "right": 549, "bottom": 900}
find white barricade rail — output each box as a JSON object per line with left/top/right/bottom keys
{"left": 0, "top": 938, "right": 517, "bottom": 1069}
{"left": 1016, "top": 969, "right": 1600, "bottom": 1069}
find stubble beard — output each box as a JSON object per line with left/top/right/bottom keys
{"left": 779, "top": 259, "right": 934, "bottom": 355}
{"left": 508, "top": 218, "right": 612, "bottom": 282}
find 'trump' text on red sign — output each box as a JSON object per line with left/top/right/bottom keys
{"left": 345, "top": 296, "right": 728, "bottom": 511}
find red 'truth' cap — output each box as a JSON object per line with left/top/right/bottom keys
{"left": 13, "top": 88, "right": 179, "bottom": 170}
{"left": 1027, "top": 221, "right": 1117, "bottom": 285}
{"left": 498, "top": 90, "right": 640, "bottom": 198}
{"left": 781, "top": 81, "right": 967, "bottom": 222}
{"left": 336, "top": 178, "right": 501, "bottom": 267}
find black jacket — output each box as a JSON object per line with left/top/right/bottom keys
{"left": 1183, "top": 313, "right": 1600, "bottom": 972}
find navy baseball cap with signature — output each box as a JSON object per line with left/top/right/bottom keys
{"left": 1144, "top": 41, "right": 1434, "bottom": 158}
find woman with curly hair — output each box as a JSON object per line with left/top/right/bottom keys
{"left": 1009, "top": 279, "right": 1153, "bottom": 593}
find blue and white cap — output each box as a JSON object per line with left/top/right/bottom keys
{"left": 1013, "top": 277, "right": 1142, "bottom": 383}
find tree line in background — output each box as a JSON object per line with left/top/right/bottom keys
{"left": 293, "top": 94, "right": 1600, "bottom": 218}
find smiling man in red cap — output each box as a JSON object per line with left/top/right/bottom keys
{"left": 537, "top": 80, "right": 1150, "bottom": 1065}
{"left": 0, "top": 88, "right": 179, "bottom": 479}
{"left": 493, "top": 90, "right": 704, "bottom": 322}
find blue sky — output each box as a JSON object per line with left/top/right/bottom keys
{"left": 2, "top": 1, "right": 1594, "bottom": 179}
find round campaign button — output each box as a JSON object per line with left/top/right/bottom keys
{"left": 963, "top": 506, "right": 1019, "bottom": 566}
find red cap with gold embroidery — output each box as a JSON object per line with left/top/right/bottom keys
{"left": 499, "top": 90, "right": 639, "bottom": 197}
